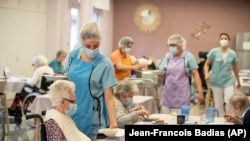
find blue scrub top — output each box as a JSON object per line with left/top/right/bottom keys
{"left": 66, "top": 44, "right": 117, "bottom": 138}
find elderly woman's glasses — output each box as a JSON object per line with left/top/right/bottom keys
{"left": 63, "top": 98, "right": 75, "bottom": 103}
{"left": 168, "top": 44, "right": 177, "bottom": 47}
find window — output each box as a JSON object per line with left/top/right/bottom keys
{"left": 70, "top": 8, "right": 80, "bottom": 51}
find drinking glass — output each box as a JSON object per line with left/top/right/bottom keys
{"left": 199, "top": 114, "right": 208, "bottom": 124}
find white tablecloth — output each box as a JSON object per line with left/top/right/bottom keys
{"left": 29, "top": 94, "right": 52, "bottom": 114}
{"left": 0, "top": 77, "right": 26, "bottom": 93}
{"left": 29, "top": 94, "right": 158, "bottom": 115}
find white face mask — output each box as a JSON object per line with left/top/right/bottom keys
{"left": 124, "top": 47, "right": 131, "bottom": 53}
{"left": 220, "top": 40, "right": 229, "bottom": 47}
{"left": 169, "top": 46, "right": 178, "bottom": 55}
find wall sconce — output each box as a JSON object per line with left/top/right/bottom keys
{"left": 191, "top": 22, "right": 211, "bottom": 40}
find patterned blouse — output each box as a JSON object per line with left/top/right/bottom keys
{"left": 45, "top": 119, "right": 67, "bottom": 141}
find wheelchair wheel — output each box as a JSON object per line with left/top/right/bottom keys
{"left": 22, "top": 93, "right": 40, "bottom": 128}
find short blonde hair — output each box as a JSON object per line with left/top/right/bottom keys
{"left": 49, "top": 80, "right": 75, "bottom": 106}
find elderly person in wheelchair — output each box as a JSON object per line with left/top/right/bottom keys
{"left": 8, "top": 54, "right": 54, "bottom": 126}
{"left": 44, "top": 80, "right": 90, "bottom": 141}
{"left": 23, "top": 54, "right": 54, "bottom": 97}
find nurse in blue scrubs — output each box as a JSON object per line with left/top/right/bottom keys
{"left": 66, "top": 21, "right": 118, "bottom": 140}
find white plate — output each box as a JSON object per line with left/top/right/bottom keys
{"left": 152, "top": 120, "right": 167, "bottom": 125}
{"left": 144, "top": 115, "right": 160, "bottom": 121}
{"left": 99, "top": 128, "right": 124, "bottom": 137}
{"left": 43, "top": 75, "right": 67, "bottom": 81}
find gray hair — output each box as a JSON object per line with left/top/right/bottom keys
{"left": 113, "top": 80, "right": 138, "bottom": 98}
{"left": 49, "top": 80, "right": 75, "bottom": 107}
{"left": 32, "top": 55, "right": 48, "bottom": 67}
{"left": 167, "top": 34, "right": 187, "bottom": 50}
{"left": 229, "top": 92, "right": 250, "bottom": 110}
{"left": 80, "top": 21, "right": 101, "bottom": 42}
{"left": 56, "top": 50, "right": 67, "bottom": 58}
{"left": 118, "top": 36, "right": 134, "bottom": 48}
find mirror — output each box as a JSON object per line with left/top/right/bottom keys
{"left": 134, "top": 3, "right": 162, "bottom": 33}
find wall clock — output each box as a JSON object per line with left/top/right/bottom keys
{"left": 134, "top": 3, "right": 162, "bottom": 33}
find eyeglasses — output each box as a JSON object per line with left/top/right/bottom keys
{"left": 63, "top": 98, "right": 75, "bottom": 103}
{"left": 168, "top": 44, "right": 178, "bottom": 47}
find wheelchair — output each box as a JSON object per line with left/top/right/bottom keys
{"left": 20, "top": 76, "right": 53, "bottom": 128}
{"left": 26, "top": 111, "right": 47, "bottom": 141}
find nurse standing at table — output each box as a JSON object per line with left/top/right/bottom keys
{"left": 159, "top": 34, "right": 204, "bottom": 114}
{"left": 66, "top": 21, "right": 117, "bottom": 141}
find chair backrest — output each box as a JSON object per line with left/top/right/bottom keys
{"left": 40, "top": 75, "right": 53, "bottom": 92}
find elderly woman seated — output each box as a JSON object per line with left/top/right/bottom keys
{"left": 8, "top": 55, "right": 54, "bottom": 121}
{"left": 44, "top": 80, "right": 90, "bottom": 141}
{"left": 224, "top": 92, "right": 250, "bottom": 125}
{"left": 113, "top": 80, "right": 149, "bottom": 128}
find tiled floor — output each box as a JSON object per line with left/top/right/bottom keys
{"left": 4, "top": 116, "right": 36, "bottom": 141}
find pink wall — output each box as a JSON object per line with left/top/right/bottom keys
{"left": 113, "top": 0, "right": 250, "bottom": 60}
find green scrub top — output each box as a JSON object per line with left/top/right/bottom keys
{"left": 207, "top": 47, "right": 238, "bottom": 87}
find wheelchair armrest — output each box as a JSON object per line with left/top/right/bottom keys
{"left": 26, "top": 114, "right": 44, "bottom": 123}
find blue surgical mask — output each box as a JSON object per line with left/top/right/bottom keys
{"left": 84, "top": 47, "right": 99, "bottom": 59}
{"left": 124, "top": 47, "right": 131, "bottom": 53}
{"left": 65, "top": 104, "right": 77, "bottom": 117}
{"left": 124, "top": 97, "right": 133, "bottom": 107}
{"left": 169, "top": 46, "right": 178, "bottom": 55}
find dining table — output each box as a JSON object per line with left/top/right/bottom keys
{"left": 0, "top": 76, "right": 27, "bottom": 134}
{"left": 97, "top": 113, "right": 232, "bottom": 141}
{"left": 1, "top": 77, "right": 27, "bottom": 93}
{"left": 134, "top": 113, "right": 233, "bottom": 125}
